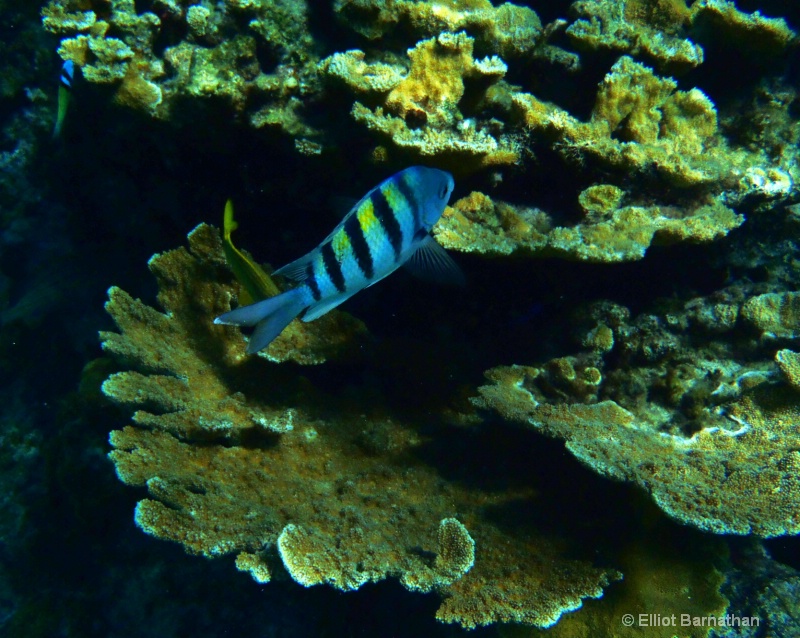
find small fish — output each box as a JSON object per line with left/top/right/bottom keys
{"left": 53, "top": 59, "right": 75, "bottom": 138}
{"left": 215, "top": 166, "right": 463, "bottom": 353}
{"left": 221, "top": 199, "right": 280, "bottom": 304}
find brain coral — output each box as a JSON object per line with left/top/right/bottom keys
{"left": 102, "top": 224, "right": 621, "bottom": 629}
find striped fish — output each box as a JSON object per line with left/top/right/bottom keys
{"left": 53, "top": 60, "right": 75, "bottom": 138}
{"left": 215, "top": 166, "right": 463, "bottom": 353}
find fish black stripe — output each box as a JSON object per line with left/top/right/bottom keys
{"left": 321, "top": 242, "right": 346, "bottom": 293}
{"left": 305, "top": 262, "right": 321, "bottom": 301}
{"left": 395, "top": 172, "right": 421, "bottom": 230}
{"left": 60, "top": 62, "right": 74, "bottom": 89}
{"left": 344, "top": 213, "right": 374, "bottom": 279}
{"left": 371, "top": 189, "right": 403, "bottom": 260}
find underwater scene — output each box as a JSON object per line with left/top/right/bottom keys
{"left": 2, "top": 0, "right": 800, "bottom": 636}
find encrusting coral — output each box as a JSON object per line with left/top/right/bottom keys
{"left": 42, "top": 0, "right": 321, "bottom": 142}
{"left": 102, "top": 224, "right": 621, "bottom": 630}
{"left": 512, "top": 54, "right": 789, "bottom": 191}
{"left": 474, "top": 284, "right": 800, "bottom": 537}
{"left": 324, "top": 31, "right": 521, "bottom": 172}
{"left": 435, "top": 188, "right": 743, "bottom": 262}
{"left": 567, "top": 0, "right": 796, "bottom": 74}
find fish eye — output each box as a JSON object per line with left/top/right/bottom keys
{"left": 438, "top": 184, "right": 448, "bottom": 199}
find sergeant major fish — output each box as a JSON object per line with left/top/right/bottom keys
{"left": 53, "top": 59, "right": 75, "bottom": 138}
{"left": 214, "top": 166, "right": 463, "bottom": 353}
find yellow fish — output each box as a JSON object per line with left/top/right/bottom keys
{"left": 221, "top": 200, "right": 280, "bottom": 305}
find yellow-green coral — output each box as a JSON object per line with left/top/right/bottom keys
{"left": 514, "top": 56, "right": 763, "bottom": 189}
{"left": 472, "top": 285, "right": 800, "bottom": 537}
{"left": 475, "top": 363, "right": 800, "bottom": 536}
{"left": 385, "top": 32, "right": 505, "bottom": 128}
{"left": 776, "top": 349, "right": 800, "bottom": 390}
{"left": 334, "top": 0, "right": 551, "bottom": 60}
{"left": 57, "top": 35, "right": 135, "bottom": 84}
{"left": 43, "top": 0, "right": 320, "bottom": 133}
{"left": 103, "top": 224, "right": 622, "bottom": 630}
{"left": 325, "top": 32, "right": 519, "bottom": 172}
{"left": 41, "top": 3, "right": 97, "bottom": 34}
{"left": 692, "top": 0, "right": 796, "bottom": 55}
{"left": 568, "top": 0, "right": 702, "bottom": 73}
{"left": 567, "top": 0, "right": 795, "bottom": 73}
{"left": 741, "top": 291, "right": 800, "bottom": 340}
{"left": 320, "top": 50, "right": 406, "bottom": 94}
{"left": 434, "top": 189, "right": 743, "bottom": 262}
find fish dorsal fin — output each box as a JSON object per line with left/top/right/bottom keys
{"left": 273, "top": 252, "right": 316, "bottom": 281}
{"left": 404, "top": 234, "right": 466, "bottom": 286}
{"left": 302, "top": 290, "right": 359, "bottom": 322}
{"left": 276, "top": 196, "right": 368, "bottom": 282}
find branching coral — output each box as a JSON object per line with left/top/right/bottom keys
{"left": 102, "top": 224, "right": 621, "bottom": 630}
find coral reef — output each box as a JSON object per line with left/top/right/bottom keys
{"left": 42, "top": 0, "right": 320, "bottom": 138}
{"left": 57, "top": 0, "right": 800, "bottom": 632}
{"left": 332, "top": 0, "right": 576, "bottom": 63}
{"left": 435, "top": 189, "right": 743, "bottom": 262}
{"left": 103, "top": 224, "right": 621, "bottom": 629}
{"left": 500, "top": 515, "right": 729, "bottom": 638}
{"left": 323, "top": 31, "right": 520, "bottom": 172}
{"left": 512, "top": 54, "right": 790, "bottom": 191}
{"left": 474, "top": 281, "right": 800, "bottom": 536}
{"left": 567, "top": 0, "right": 796, "bottom": 73}
{"left": 40, "top": 0, "right": 800, "bottom": 202}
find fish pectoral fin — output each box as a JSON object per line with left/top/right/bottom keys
{"left": 404, "top": 234, "right": 465, "bottom": 286}
{"left": 274, "top": 252, "right": 316, "bottom": 281}
{"left": 302, "top": 291, "right": 358, "bottom": 322}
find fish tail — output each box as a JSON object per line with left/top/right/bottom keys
{"left": 214, "top": 287, "right": 308, "bottom": 353}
